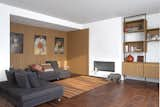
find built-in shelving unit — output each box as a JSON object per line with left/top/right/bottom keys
{"left": 122, "top": 14, "right": 159, "bottom": 80}
{"left": 123, "top": 14, "right": 147, "bottom": 62}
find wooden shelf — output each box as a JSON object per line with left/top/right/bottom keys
{"left": 124, "top": 41, "right": 146, "bottom": 53}
{"left": 125, "top": 19, "right": 146, "bottom": 24}
{"left": 125, "top": 41, "right": 144, "bottom": 43}
{"left": 147, "top": 28, "right": 159, "bottom": 35}
{"left": 123, "top": 62, "right": 144, "bottom": 64}
{"left": 125, "top": 50, "right": 145, "bottom": 53}
{"left": 124, "top": 19, "right": 147, "bottom": 33}
{"left": 145, "top": 40, "right": 160, "bottom": 42}
{"left": 147, "top": 28, "right": 159, "bottom": 32}
{"left": 125, "top": 30, "right": 145, "bottom": 33}
{"left": 123, "top": 62, "right": 160, "bottom": 64}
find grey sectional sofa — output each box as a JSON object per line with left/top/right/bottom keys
{"left": 0, "top": 70, "right": 64, "bottom": 107}
{"left": 0, "top": 60, "right": 71, "bottom": 107}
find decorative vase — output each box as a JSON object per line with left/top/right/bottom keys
{"left": 127, "top": 55, "right": 134, "bottom": 62}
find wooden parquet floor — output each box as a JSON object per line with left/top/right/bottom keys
{"left": 38, "top": 80, "right": 159, "bottom": 107}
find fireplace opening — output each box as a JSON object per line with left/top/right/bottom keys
{"left": 94, "top": 61, "right": 115, "bottom": 72}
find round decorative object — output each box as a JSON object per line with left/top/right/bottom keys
{"left": 126, "top": 55, "right": 134, "bottom": 62}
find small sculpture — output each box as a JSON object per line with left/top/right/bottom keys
{"left": 126, "top": 54, "right": 134, "bottom": 62}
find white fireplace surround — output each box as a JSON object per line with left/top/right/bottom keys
{"left": 86, "top": 17, "right": 124, "bottom": 79}
{"left": 89, "top": 58, "right": 122, "bottom": 79}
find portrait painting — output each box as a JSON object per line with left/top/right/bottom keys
{"left": 10, "top": 32, "right": 23, "bottom": 54}
{"left": 34, "top": 35, "right": 47, "bottom": 55}
{"left": 54, "top": 37, "right": 64, "bottom": 54}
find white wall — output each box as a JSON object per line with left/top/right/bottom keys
{"left": 85, "top": 17, "right": 123, "bottom": 78}
{"left": 146, "top": 13, "right": 160, "bottom": 63}
{"left": 147, "top": 13, "right": 160, "bottom": 29}
{"left": 0, "top": 4, "right": 10, "bottom": 81}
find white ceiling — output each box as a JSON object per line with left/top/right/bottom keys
{"left": 10, "top": 15, "right": 77, "bottom": 31}
{"left": 0, "top": 0, "right": 160, "bottom": 24}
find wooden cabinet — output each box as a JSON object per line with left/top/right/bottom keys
{"left": 123, "top": 62, "right": 159, "bottom": 79}
{"left": 122, "top": 62, "right": 144, "bottom": 77}
{"left": 144, "top": 63, "right": 159, "bottom": 79}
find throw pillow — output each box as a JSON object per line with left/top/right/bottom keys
{"left": 41, "top": 64, "right": 54, "bottom": 72}
{"left": 28, "top": 72, "right": 41, "bottom": 88}
{"left": 30, "top": 64, "right": 44, "bottom": 72}
{"left": 5, "top": 70, "right": 16, "bottom": 84}
{"left": 44, "top": 68, "right": 54, "bottom": 72}
{"left": 15, "top": 71, "right": 31, "bottom": 88}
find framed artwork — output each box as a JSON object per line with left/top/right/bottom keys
{"left": 10, "top": 32, "right": 24, "bottom": 54}
{"left": 54, "top": 37, "right": 64, "bottom": 54}
{"left": 34, "top": 35, "right": 47, "bottom": 55}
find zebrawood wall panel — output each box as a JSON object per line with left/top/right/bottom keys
{"left": 67, "top": 29, "right": 89, "bottom": 75}
{"left": 10, "top": 23, "right": 67, "bottom": 69}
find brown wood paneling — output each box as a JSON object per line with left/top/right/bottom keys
{"left": 67, "top": 29, "right": 89, "bottom": 75}
{"left": 10, "top": 23, "right": 68, "bottom": 69}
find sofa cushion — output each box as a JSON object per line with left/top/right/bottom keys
{"left": 59, "top": 70, "right": 71, "bottom": 79}
{"left": 28, "top": 72, "right": 41, "bottom": 88}
{"left": 15, "top": 71, "right": 31, "bottom": 88}
{"left": 41, "top": 64, "right": 54, "bottom": 72}
{"left": 37, "top": 71, "right": 59, "bottom": 81}
{"left": 30, "top": 64, "right": 43, "bottom": 72}
{"left": 5, "top": 70, "right": 16, "bottom": 85}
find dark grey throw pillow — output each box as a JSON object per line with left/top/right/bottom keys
{"left": 15, "top": 71, "right": 31, "bottom": 88}
{"left": 28, "top": 72, "right": 41, "bottom": 88}
{"left": 5, "top": 70, "right": 16, "bottom": 84}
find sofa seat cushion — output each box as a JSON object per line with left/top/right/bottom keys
{"left": 37, "top": 71, "right": 59, "bottom": 81}
{"left": 0, "top": 81, "right": 63, "bottom": 102}
{"left": 58, "top": 70, "right": 71, "bottom": 79}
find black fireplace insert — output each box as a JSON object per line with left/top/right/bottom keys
{"left": 94, "top": 61, "right": 115, "bottom": 72}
